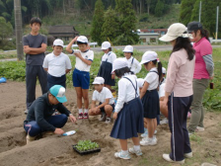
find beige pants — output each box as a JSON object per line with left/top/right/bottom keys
{"left": 188, "top": 79, "right": 209, "bottom": 133}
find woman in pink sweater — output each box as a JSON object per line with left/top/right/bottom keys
{"left": 159, "top": 23, "right": 195, "bottom": 164}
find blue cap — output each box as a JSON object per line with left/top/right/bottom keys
{"left": 49, "top": 85, "right": 67, "bottom": 103}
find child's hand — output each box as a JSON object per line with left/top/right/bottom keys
{"left": 72, "top": 36, "right": 78, "bottom": 43}
{"left": 113, "top": 112, "right": 118, "bottom": 119}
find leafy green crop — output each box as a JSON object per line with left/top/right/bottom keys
{"left": 75, "top": 140, "right": 99, "bottom": 152}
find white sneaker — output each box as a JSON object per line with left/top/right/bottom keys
{"left": 184, "top": 152, "right": 193, "bottom": 158}
{"left": 99, "top": 112, "right": 106, "bottom": 121}
{"left": 140, "top": 137, "right": 157, "bottom": 146}
{"left": 129, "top": 147, "right": 143, "bottom": 156}
{"left": 162, "top": 154, "right": 185, "bottom": 164}
{"left": 24, "top": 109, "right": 28, "bottom": 114}
{"left": 114, "top": 151, "right": 131, "bottom": 159}
{"left": 196, "top": 126, "right": 205, "bottom": 132}
{"left": 105, "top": 117, "right": 111, "bottom": 124}
{"left": 160, "top": 118, "right": 168, "bottom": 125}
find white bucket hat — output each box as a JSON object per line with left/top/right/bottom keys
{"left": 162, "top": 67, "right": 166, "bottom": 74}
{"left": 77, "top": 35, "right": 88, "bottom": 44}
{"left": 140, "top": 51, "right": 158, "bottom": 64}
{"left": 53, "top": 39, "right": 64, "bottom": 47}
{"left": 159, "top": 23, "right": 188, "bottom": 42}
{"left": 92, "top": 77, "right": 105, "bottom": 85}
{"left": 112, "top": 58, "right": 128, "bottom": 73}
{"left": 123, "top": 45, "right": 133, "bottom": 53}
{"left": 101, "top": 41, "right": 111, "bottom": 50}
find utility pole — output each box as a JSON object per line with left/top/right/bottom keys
{"left": 216, "top": 6, "right": 219, "bottom": 40}
{"left": 14, "top": 0, "right": 23, "bottom": 61}
{"left": 199, "top": 1, "right": 202, "bottom": 22}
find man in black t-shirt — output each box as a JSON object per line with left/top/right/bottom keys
{"left": 23, "top": 17, "right": 48, "bottom": 114}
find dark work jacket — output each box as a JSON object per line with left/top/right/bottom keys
{"left": 24, "top": 92, "right": 70, "bottom": 131}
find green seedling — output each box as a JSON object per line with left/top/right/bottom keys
{"left": 75, "top": 140, "right": 99, "bottom": 152}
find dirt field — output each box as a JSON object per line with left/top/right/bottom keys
{"left": 0, "top": 81, "right": 220, "bottom": 166}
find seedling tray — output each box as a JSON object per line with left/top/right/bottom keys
{"left": 72, "top": 144, "right": 101, "bottom": 155}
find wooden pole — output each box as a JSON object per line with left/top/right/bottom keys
{"left": 14, "top": 0, "right": 23, "bottom": 61}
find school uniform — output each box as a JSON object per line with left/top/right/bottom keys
{"left": 43, "top": 52, "right": 72, "bottom": 89}
{"left": 159, "top": 78, "right": 166, "bottom": 98}
{"left": 110, "top": 73, "right": 144, "bottom": 139}
{"left": 92, "top": 87, "right": 115, "bottom": 112}
{"left": 124, "top": 56, "right": 141, "bottom": 74}
{"left": 97, "top": 51, "right": 116, "bottom": 86}
{"left": 165, "top": 49, "right": 195, "bottom": 161}
{"left": 72, "top": 49, "right": 94, "bottom": 89}
{"left": 142, "top": 67, "right": 160, "bottom": 119}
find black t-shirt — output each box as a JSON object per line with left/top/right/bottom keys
{"left": 22, "top": 33, "right": 47, "bottom": 65}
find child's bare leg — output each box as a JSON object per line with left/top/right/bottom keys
{"left": 154, "top": 118, "right": 157, "bottom": 131}
{"left": 82, "top": 89, "right": 89, "bottom": 109}
{"left": 144, "top": 118, "right": 148, "bottom": 128}
{"left": 88, "top": 108, "right": 100, "bottom": 116}
{"left": 119, "top": 139, "right": 128, "bottom": 150}
{"left": 75, "top": 87, "right": 82, "bottom": 109}
{"left": 104, "top": 105, "right": 113, "bottom": 117}
{"left": 147, "top": 118, "right": 154, "bottom": 138}
{"left": 132, "top": 137, "right": 140, "bottom": 146}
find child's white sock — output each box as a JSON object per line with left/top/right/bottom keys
{"left": 78, "top": 109, "right": 83, "bottom": 114}
{"left": 133, "top": 145, "right": 141, "bottom": 151}
{"left": 84, "top": 109, "right": 88, "bottom": 113}
{"left": 121, "top": 150, "right": 129, "bottom": 155}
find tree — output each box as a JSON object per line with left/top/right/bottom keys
{"left": 155, "top": 0, "right": 164, "bottom": 17}
{"left": 90, "top": 0, "right": 105, "bottom": 45}
{"left": 179, "top": 0, "right": 195, "bottom": 26}
{"left": 190, "top": 0, "right": 221, "bottom": 38}
{"left": 115, "top": 0, "right": 138, "bottom": 45}
{"left": 0, "top": 17, "right": 13, "bottom": 49}
{"left": 101, "top": 7, "right": 120, "bottom": 43}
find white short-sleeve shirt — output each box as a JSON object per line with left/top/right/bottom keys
{"left": 43, "top": 52, "right": 72, "bottom": 77}
{"left": 74, "top": 49, "right": 94, "bottom": 72}
{"left": 159, "top": 78, "right": 166, "bottom": 98}
{"left": 92, "top": 87, "right": 115, "bottom": 104}
{"left": 101, "top": 51, "right": 116, "bottom": 64}
{"left": 124, "top": 56, "right": 141, "bottom": 74}
{"left": 144, "top": 67, "right": 159, "bottom": 90}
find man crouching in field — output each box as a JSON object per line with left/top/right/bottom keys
{"left": 23, "top": 85, "right": 76, "bottom": 144}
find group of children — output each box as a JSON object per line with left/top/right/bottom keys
{"left": 43, "top": 35, "right": 167, "bottom": 159}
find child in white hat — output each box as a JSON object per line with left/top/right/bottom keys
{"left": 123, "top": 45, "right": 141, "bottom": 74}
{"left": 139, "top": 51, "right": 162, "bottom": 146}
{"left": 88, "top": 77, "right": 115, "bottom": 124}
{"left": 97, "top": 41, "right": 117, "bottom": 90}
{"left": 43, "top": 39, "right": 72, "bottom": 90}
{"left": 110, "top": 58, "right": 144, "bottom": 160}
{"left": 66, "top": 36, "right": 94, "bottom": 120}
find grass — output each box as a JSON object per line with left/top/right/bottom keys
{"left": 1, "top": 47, "right": 221, "bottom": 111}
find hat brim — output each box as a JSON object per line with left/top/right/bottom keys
{"left": 92, "top": 81, "right": 103, "bottom": 85}
{"left": 56, "top": 96, "right": 67, "bottom": 103}
{"left": 159, "top": 34, "right": 176, "bottom": 42}
{"left": 54, "top": 44, "right": 64, "bottom": 48}
{"left": 101, "top": 47, "right": 109, "bottom": 50}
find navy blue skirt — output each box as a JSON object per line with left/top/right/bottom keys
{"left": 110, "top": 98, "right": 144, "bottom": 139}
{"left": 142, "top": 89, "right": 160, "bottom": 119}
{"left": 97, "top": 61, "right": 115, "bottom": 86}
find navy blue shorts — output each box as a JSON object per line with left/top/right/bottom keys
{"left": 72, "top": 68, "right": 90, "bottom": 89}
{"left": 99, "top": 102, "right": 115, "bottom": 113}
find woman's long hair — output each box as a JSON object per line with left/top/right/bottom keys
{"left": 171, "top": 37, "right": 195, "bottom": 61}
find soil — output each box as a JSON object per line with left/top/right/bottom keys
{"left": 0, "top": 81, "right": 220, "bottom": 166}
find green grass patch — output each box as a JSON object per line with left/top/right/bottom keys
{"left": 1, "top": 47, "right": 221, "bottom": 112}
